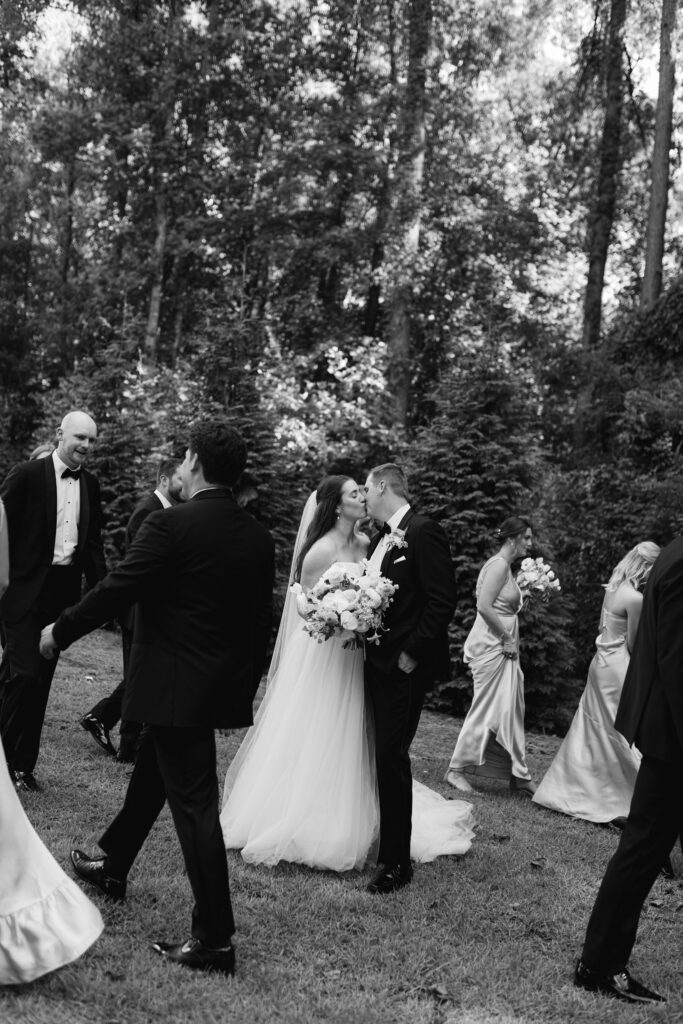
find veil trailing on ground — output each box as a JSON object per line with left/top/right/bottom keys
{"left": 266, "top": 490, "right": 318, "bottom": 685}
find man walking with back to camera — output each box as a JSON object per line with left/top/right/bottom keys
{"left": 79, "top": 457, "right": 184, "bottom": 762}
{"left": 41, "top": 419, "right": 275, "bottom": 976}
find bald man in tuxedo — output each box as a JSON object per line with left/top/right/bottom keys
{"left": 0, "top": 411, "right": 106, "bottom": 791}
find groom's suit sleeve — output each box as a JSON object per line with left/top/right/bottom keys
{"left": 401, "top": 519, "right": 457, "bottom": 663}
{"left": 53, "top": 512, "right": 171, "bottom": 650}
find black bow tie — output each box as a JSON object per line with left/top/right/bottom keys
{"left": 379, "top": 523, "right": 391, "bottom": 537}
{"left": 61, "top": 467, "right": 81, "bottom": 480}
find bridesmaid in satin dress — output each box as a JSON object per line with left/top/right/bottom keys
{"left": 0, "top": 498, "right": 103, "bottom": 984}
{"left": 532, "top": 542, "right": 660, "bottom": 823}
{"left": 445, "top": 516, "right": 536, "bottom": 796}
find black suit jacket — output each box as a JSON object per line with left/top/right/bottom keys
{"left": 616, "top": 536, "right": 683, "bottom": 764}
{"left": 0, "top": 457, "right": 106, "bottom": 621}
{"left": 125, "top": 492, "right": 164, "bottom": 549}
{"left": 365, "top": 509, "right": 457, "bottom": 684}
{"left": 53, "top": 488, "right": 275, "bottom": 729}
{"left": 120, "top": 491, "right": 165, "bottom": 632}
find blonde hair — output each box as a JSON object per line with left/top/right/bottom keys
{"left": 604, "top": 541, "right": 661, "bottom": 593}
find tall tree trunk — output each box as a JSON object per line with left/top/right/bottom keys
{"left": 144, "top": 187, "right": 168, "bottom": 358}
{"left": 581, "top": 0, "right": 627, "bottom": 348}
{"left": 364, "top": 0, "right": 399, "bottom": 338}
{"left": 641, "top": 0, "right": 677, "bottom": 310}
{"left": 386, "top": 0, "right": 432, "bottom": 427}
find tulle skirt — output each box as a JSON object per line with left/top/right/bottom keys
{"left": 221, "top": 625, "right": 379, "bottom": 871}
{"left": 0, "top": 739, "right": 103, "bottom": 984}
{"left": 221, "top": 624, "right": 476, "bottom": 870}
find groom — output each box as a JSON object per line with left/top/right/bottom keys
{"left": 363, "top": 463, "right": 457, "bottom": 894}
{"left": 40, "top": 419, "right": 275, "bottom": 976}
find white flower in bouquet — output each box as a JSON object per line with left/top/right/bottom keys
{"left": 516, "top": 557, "right": 561, "bottom": 605}
{"left": 292, "top": 565, "right": 398, "bottom": 649}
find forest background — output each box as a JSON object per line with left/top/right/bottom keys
{"left": 2, "top": 0, "right": 683, "bottom": 732}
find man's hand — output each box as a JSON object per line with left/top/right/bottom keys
{"left": 39, "top": 623, "right": 58, "bottom": 660}
{"left": 398, "top": 651, "right": 417, "bottom": 674}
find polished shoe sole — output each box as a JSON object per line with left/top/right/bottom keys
{"left": 70, "top": 850, "right": 127, "bottom": 900}
{"left": 152, "top": 941, "right": 235, "bottom": 976}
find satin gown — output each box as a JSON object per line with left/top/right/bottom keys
{"left": 448, "top": 556, "right": 531, "bottom": 782}
{"left": 221, "top": 562, "right": 475, "bottom": 870}
{"left": 0, "top": 737, "right": 103, "bottom": 984}
{"left": 532, "top": 605, "right": 641, "bottom": 823}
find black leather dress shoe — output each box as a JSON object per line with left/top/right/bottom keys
{"left": 70, "top": 849, "right": 127, "bottom": 900}
{"left": 574, "top": 960, "right": 665, "bottom": 1004}
{"left": 79, "top": 713, "right": 117, "bottom": 757}
{"left": 152, "top": 937, "right": 235, "bottom": 977}
{"left": 367, "top": 863, "right": 413, "bottom": 895}
{"left": 12, "top": 770, "right": 40, "bottom": 792}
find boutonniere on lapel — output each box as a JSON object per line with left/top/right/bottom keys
{"left": 385, "top": 529, "right": 408, "bottom": 554}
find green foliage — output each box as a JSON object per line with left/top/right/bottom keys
{"left": 399, "top": 349, "right": 579, "bottom": 730}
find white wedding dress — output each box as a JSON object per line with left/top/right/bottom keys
{"left": 221, "top": 562, "right": 475, "bottom": 871}
{"left": 0, "top": 737, "right": 103, "bottom": 984}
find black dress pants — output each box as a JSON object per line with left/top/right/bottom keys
{"left": 366, "top": 663, "right": 427, "bottom": 866}
{"left": 99, "top": 724, "right": 235, "bottom": 946}
{"left": 0, "top": 566, "right": 80, "bottom": 773}
{"left": 581, "top": 755, "right": 683, "bottom": 973}
{"left": 88, "top": 622, "right": 142, "bottom": 755}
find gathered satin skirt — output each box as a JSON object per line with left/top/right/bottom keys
{"left": 449, "top": 615, "right": 530, "bottom": 781}
{"left": 533, "top": 640, "right": 640, "bottom": 823}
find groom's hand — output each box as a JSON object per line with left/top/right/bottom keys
{"left": 39, "top": 623, "right": 58, "bottom": 660}
{"left": 398, "top": 651, "right": 417, "bottom": 674}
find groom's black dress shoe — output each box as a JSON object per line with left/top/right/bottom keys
{"left": 367, "top": 863, "right": 413, "bottom": 895}
{"left": 574, "top": 960, "right": 665, "bottom": 1004}
{"left": 70, "top": 849, "right": 127, "bottom": 900}
{"left": 12, "top": 769, "right": 40, "bottom": 792}
{"left": 152, "top": 937, "right": 235, "bottom": 977}
{"left": 79, "top": 713, "right": 117, "bottom": 757}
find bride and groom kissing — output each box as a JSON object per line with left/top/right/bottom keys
{"left": 39, "top": 421, "right": 471, "bottom": 978}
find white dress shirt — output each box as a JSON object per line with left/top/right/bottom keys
{"left": 153, "top": 488, "right": 172, "bottom": 509}
{"left": 367, "top": 503, "right": 410, "bottom": 570}
{"left": 52, "top": 451, "right": 81, "bottom": 566}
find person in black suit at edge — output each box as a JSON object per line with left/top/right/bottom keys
{"left": 572, "top": 536, "right": 683, "bottom": 1005}
{"left": 363, "top": 463, "right": 457, "bottom": 894}
{"left": 79, "top": 458, "right": 184, "bottom": 762}
{"left": 0, "top": 411, "right": 106, "bottom": 792}
{"left": 40, "top": 419, "right": 274, "bottom": 977}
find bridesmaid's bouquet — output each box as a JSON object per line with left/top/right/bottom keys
{"left": 516, "top": 557, "right": 561, "bottom": 604}
{"left": 292, "top": 563, "right": 398, "bottom": 648}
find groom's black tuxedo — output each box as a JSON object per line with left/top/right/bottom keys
{"left": 581, "top": 536, "right": 683, "bottom": 974}
{"left": 365, "top": 508, "right": 457, "bottom": 867}
{"left": 53, "top": 488, "right": 275, "bottom": 946}
{"left": 0, "top": 456, "right": 106, "bottom": 773}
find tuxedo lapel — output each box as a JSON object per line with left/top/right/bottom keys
{"left": 77, "top": 472, "right": 90, "bottom": 554}
{"left": 380, "top": 508, "right": 416, "bottom": 576}
{"left": 43, "top": 455, "right": 57, "bottom": 553}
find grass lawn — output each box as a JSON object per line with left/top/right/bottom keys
{"left": 1, "top": 628, "right": 680, "bottom": 1024}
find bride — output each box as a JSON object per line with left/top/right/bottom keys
{"left": 220, "top": 476, "right": 475, "bottom": 871}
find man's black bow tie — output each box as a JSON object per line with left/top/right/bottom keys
{"left": 379, "top": 523, "right": 391, "bottom": 537}
{"left": 61, "top": 467, "right": 81, "bottom": 480}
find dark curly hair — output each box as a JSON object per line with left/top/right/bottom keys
{"left": 294, "top": 475, "right": 351, "bottom": 582}
{"left": 188, "top": 419, "right": 247, "bottom": 487}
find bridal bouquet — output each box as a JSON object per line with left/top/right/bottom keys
{"left": 516, "top": 557, "right": 561, "bottom": 604}
{"left": 292, "top": 563, "right": 398, "bottom": 649}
